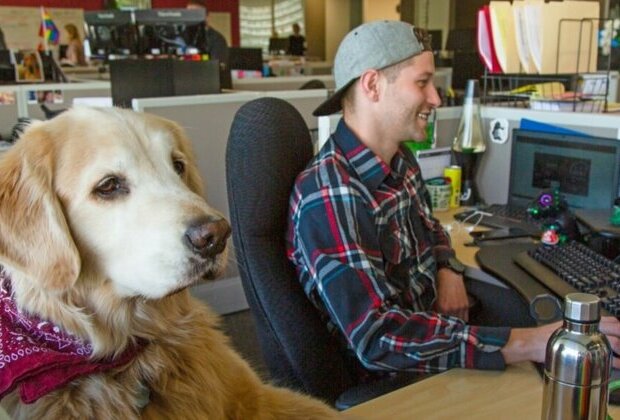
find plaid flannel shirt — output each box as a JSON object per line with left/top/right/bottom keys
{"left": 286, "top": 120, "right": 510, "bottom": 373}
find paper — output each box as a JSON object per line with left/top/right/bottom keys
{"left": 489, "top": 1, "right": 521, "bottom": 73}
{"left": 477, "top": 5, "right": 502, "bottom": 73}
{"left": 513, "top": 1, "right": 535, "bottom": 73}
{"left": 524, "top": 0, "right": 599, "bottom": 74}
{"left": 524, "top": 1, "right": 543, "bottom": 73}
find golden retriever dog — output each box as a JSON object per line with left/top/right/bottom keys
{"left": 0, "top": 107, "right": 338, "bottom": 419}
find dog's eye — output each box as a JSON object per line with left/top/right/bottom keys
{"left": 94, "top": 176, "right": 127, "bottom": 198}
{"left": 173, "top": 160, "right": 186, "bottom": 176}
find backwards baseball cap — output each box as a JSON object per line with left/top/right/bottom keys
{"left": 313, "top": 20, "right": 431, "bottom": 117}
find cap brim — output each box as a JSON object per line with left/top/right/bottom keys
{"left": 312, "top": 79, "right": 355, "bottom": 117}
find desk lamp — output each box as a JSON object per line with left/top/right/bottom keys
{"left": 452, "top": 79, "right": 486, "bottom": 206}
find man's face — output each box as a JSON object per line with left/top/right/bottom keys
{"left": 379, "top": 52, "right": 440, "bottom": 143}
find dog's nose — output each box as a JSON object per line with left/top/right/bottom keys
{"left": 185, "top": 217, "right": 231, "bottom": 258}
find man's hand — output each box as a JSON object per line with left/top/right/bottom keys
{"left": 501, "top": 317, "right": 620, "bottom": 367}
{"left": 434, "top": 268, "right": 469, "bottom": 321}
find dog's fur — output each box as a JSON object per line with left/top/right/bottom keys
{"left": 0, "top": 107, "right": 338, "bottom": 419}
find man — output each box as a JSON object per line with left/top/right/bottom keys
{"left": 186, "top": 0, "right": 229, "bottom": 65}
{"left": 286, "top": 20, "right": 620, "bottom": 377}
{"left": 287, "top": 23, "right": 305, "bottom": 56}
{"left": 0, "top": 26, "right": 6, "bottom": 50}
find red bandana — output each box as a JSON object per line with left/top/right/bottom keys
{"left": 0, "top": 270, "right": 139, "bottom": 403}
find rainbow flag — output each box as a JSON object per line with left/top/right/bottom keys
{"left": 38, "top": 7, "right": 60, "bottom": 48}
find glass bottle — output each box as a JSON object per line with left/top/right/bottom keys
{"left": 452, "top": 79, "right": 486, "bottom": 206}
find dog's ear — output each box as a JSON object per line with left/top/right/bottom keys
{"left": 0, "top": 124, "right": 81, "bottom": 291}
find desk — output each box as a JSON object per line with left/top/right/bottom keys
{"left": 343, "top": 209, "right": 619, "bottom": 419}
{"left": 344, "top": 362, "right": 620, "bottom": 419}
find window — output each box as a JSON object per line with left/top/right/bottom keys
{"left": 240, "top": 0, "right": 304, "bottom": 53}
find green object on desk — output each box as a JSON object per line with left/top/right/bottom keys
{"left": 610, "top": 206, "right": 620, "bottom": 226}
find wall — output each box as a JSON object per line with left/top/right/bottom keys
{"left": 0, "top": 0, "right": 240, "bottom": 45}
{"left": 416, "top": 0, "right": 450, "bottom": 50}
{"left": 362, "top": 0, "right": 399, "bottom": 21}
{"left": 304, "top": 0, "right": 325, "bottom": 60}
{"left": 325, "top": 0, "right": 350, "bottom": 62}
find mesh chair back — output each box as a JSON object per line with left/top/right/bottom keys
{"left": 226, "top": 97, "right": 355, "bottom": 404}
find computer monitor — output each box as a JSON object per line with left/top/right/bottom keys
{"left": 84, "top": 10, "right": 137, "bottom": 58}
{"left": 228, "top": 47, "right": 263, "bottom": 72}
{"left": 268, "top": 37, "right": 289, "bottom": 55}
{"left": 39, "top": 51, "right": 68, "bottom": 83}
{"left": 427, "top": 30, "right": 443, "bottom": 52}
{"left": 135, "top": 8, "right": 205, "bottom": 55}
{"left": 0, "top": 50, "right": 13, "bottom": 83}
{"left": 509, "top": 129, "right": 620, "bottom": 209}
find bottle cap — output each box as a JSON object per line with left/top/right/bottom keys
{"left": 564, "top": 293, "right": 600, "bottom": 322}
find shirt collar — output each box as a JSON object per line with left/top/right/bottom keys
{"left": 332, "top": 119, "right": 411, "bottom": 191}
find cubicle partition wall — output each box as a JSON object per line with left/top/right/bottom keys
{"left": 319, "top": 106, "right": 620, "bottom": 207}
{"left": 232, "top": 75, "right": 335, "bottom": 92}
{"left": 132, "top": 89, "right": 329, "bottom": 314}
{"left": 477, "top": 107, "right": 620, "bottom": 204}
{"left": 0, "top": 85, "right": 22, "bottom": 140}
{"left": 21, "top": 81, "right": 112, "bottom": 121}
{"left": 0, "top": 81, "right": 111, "bottom": 139}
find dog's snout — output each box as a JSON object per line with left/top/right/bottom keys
{"left": 185, "top": 217, "right": 231, "bottom": 258}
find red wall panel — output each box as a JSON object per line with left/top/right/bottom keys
{"left": 1, "top": 0, "right": 239, "bottom": 45}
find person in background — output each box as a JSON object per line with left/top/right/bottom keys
{"left": 61, "top": 23, "right": 87, "bottom": 66}
{"left": 186, "top": 0, "right": 229, "bottom": 65}
{"left": 286, "top": 20, "right": 620, "bottom": 383}
{"left": 0, "top": 26, "right": 7, "bottom": 50}
{"left": 287, "top": 22, "right": 305, "bottom": 56}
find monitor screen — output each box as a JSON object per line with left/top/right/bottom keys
{"left": 509, "top": 129, "right": 620, "bottom": 209}
{"left": 84, "top": 10, "right": 137, "bottom": 57}
{"left": 427, "top": 30, "right": 443, "bottom": 51}
{"left": 0, "top": 50, "right": 14, "bottom": 83}
{"left": 268, "top": 37, "right": 289, "bottom": 55}
{"left": 135, "top": 9, "right": 205, "bottom": 55}
{"left": 228, "top": 47, "right": 263, "bottom": 71}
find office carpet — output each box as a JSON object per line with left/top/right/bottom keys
{"left": 220, "top": 309, "right": 269, "bottom": 379}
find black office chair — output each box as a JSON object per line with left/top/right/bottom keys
{"left": 226, "top": 97, "right": 419, "bottom": 409}
{"left": 299, "top": 79, "right": 326, "bottom": 90}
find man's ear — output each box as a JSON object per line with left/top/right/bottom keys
{"left": 0, "top": 124, "right": 81, "bottom": 291}
{"left": 358, "top": 69, "right": 382, "bottom": 103}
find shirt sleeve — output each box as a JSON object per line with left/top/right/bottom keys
{"left": 406, "top": 153, "right": 455, "bottom": 264}
{"left": 290, "top": 181, "right": 510, "bottom": 373}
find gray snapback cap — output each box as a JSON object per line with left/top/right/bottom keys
{"left": 313, "top": 20, "right": 427, "bottom": 116}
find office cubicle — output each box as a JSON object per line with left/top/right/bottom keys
{"left": 233, "top": 75, "right": 335, "bottom": 92}
{"left": 18, "top": 81, "right": 112, "bottom": 120}
{"left": 319, "top": 106, "right": 620, "bottom": 206}
{"left": 0, "top": 81, "right": 111, "bottom": 134}
{"left": 132, "top": 89, "right": 329, "bottom": 314}
{"left": 0, "top": 85, "right": 22, "bottom": 139}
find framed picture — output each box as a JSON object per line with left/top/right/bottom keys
{"left": 14, "top": 49, "right": 44, "bottom": 83}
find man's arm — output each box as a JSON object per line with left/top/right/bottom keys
{"left": 502, "top": 317, "right": 620, "bottom": 366}
{"left": 289, "top": 181, "right": 510, "bottom": 372}
{"left": 434, "top": 269, "right": 470, "bottom": 321}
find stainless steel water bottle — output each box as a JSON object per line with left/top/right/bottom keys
{"left": 541, "top": 293, "right": 611, "bottom": 420}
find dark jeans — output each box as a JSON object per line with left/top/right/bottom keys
{"left": 465, "top": 277, "right": 537, "bottom": 328}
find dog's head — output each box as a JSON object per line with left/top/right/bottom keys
{"left": 0, "top": 107, "right": 230, "bottom": 300}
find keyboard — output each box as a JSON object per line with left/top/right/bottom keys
{"left": 514, "top": 241, "right": 620, "bottom": 316}
{"left": 454, "top": 204, "right": 539, "bottom": 234}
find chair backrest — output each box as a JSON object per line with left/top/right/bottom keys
{"left": 299, "top": 79, "right": 326, "bottom": 90}
{"left": 226, "top": 97, "right": 356, "bottom": 404}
